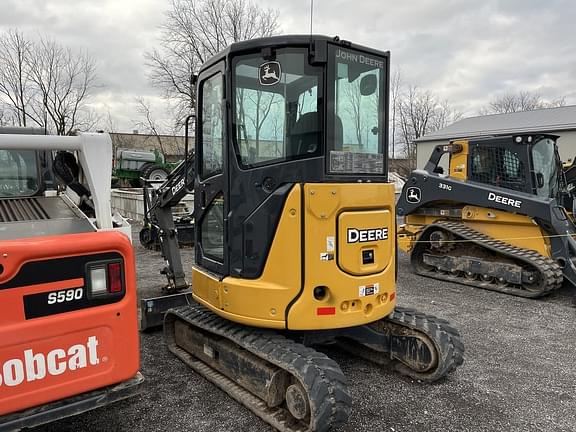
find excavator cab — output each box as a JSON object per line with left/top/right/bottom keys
{"left": 192, "top": 35, "right": 392, "bottom": 329}
{"left": 155, "top": 36, "right": 463, "bottom": 432}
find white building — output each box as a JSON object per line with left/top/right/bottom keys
{"left": 415, "top": 105, "right": 576, "bottom": 169}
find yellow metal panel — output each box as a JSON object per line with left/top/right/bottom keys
{"left": 337, "top": 210, "right": 392, "bottom": 275}
{"left": 192, "top": 185, "right": 303, "bottom": 328}
{"left": 287, "top": 183, "right": 397, "bottom": 330}
{"left": 193, "top": 183, "right": 397, "bottom": 331}
{"left": 397, "top": 215, "right": 438, "bottom": 253}
{"left": 449, "top": 139, "right": 469, "bottom": 181}
{"left": 462, "top": 206, "right": 550, "bottom": 257}
{"left": 192, "top": 266, "right": 223, "bottom": 309}
{"left": 193, "top": 294, "right": 286, "bottom": 329}
{"left": 396, "top": 207, "right": 551, "bottom": 257}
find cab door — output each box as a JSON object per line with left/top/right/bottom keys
{"left": 195, "top": 61, "right": 227, "bottom": 276}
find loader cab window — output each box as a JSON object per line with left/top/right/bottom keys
{"left": 531, "top": 137, "right": 559, "bottom": 198}
{"left": 327, "top": 46, "right": 386, "bottom": 175}
{"left": 470, "top": 145, "right": 526, "bottom": 193}
{"left": 233, "top": 49, "right": 322, "bottom": 168}
{"left": 0, "top": 149, "right": 40, "bottom": 197}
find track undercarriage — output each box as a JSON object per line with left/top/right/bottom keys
{"left": 411, "top": 220, "right": 564, "bottom": 298}
{"left": 165, "top": 303, "right": 464, "bottom": 432}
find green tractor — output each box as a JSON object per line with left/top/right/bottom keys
{"left": 113, "top": 148, "right": 179, "bottom": 187}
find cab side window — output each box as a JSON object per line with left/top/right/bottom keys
{"left": 470, "top": 145, "right": 525, "bottom": 192}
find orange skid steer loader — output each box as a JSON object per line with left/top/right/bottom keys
{"left": 0, "top": 128, "right": 142, "bottom": 431}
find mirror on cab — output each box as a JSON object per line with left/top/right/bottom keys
{"left": 360, "top": 74, "right": 377, "bottom": 96}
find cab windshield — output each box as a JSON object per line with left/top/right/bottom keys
{"left": 0, "top": 149, "right": 39, "bottom": 197}
{"left": 232, "top": 48, "right": 323, "bottom": 168}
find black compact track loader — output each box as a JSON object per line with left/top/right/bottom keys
{"left": 397, "top": 134, "right": 576, "bottom": 298}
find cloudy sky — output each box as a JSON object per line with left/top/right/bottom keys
{"left": 1, "top": 0, "right": 575, "bottom": 132}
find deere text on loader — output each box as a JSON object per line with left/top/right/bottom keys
{"left": 397, "top": 134, "right": 576, "bottom": 298}
{"left": 144, "top": 35, "right": 464, "bottom": 432}
{"left": 0, "top": 128, "right": 142, "bottom": 431}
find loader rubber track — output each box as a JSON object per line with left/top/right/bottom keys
{"left": 411, "top": 220, "right": 564, "bottom": 298}
{"left": 164, "top": 303, "right": 351, "bottom": 432}
{"left": 338, "top": 306, "right": 464, "bottom": 382}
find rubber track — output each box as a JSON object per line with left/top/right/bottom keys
{"left": 164, "top": 304, "right": 351, "bottom": 432}
{"left": 339, "top": 306, "right": 464, "bottom": 383}
{"left": 386, "top": 307, "right": 464, "bottom": 381}
{"left": 412, "top": 220, "right": 564, "bottom": 298}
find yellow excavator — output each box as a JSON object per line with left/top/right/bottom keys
{"left": 142, "top": 35, "right": 464, "bottom": 431}
{"left": 397, "top": 134, "right": 576, "bottom": 298}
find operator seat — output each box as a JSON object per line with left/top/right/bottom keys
{"left": 287, "top": 112, "right": 344, "bottom": 156}
{"left": 288, "top": 112, "right": 320, "bottom": 157}
{"left": 53, "top": 151, "right": 94, "bottom": 215}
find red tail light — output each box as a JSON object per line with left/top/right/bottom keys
{"left": 107, "top": 262, "right": 123, "bottom": 293}
{"left": 87, "top": 260, "right": 124, "bottom": 297}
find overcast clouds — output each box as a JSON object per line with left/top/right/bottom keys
{"left": 1, "top": 0, "right": 575, "bottom": 132}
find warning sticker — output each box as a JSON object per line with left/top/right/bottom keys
{"left": 320, "top": 253, "right": 334, "bottom": 261}
{"left": 330, "top": 151, "right": 384, "bottom": 174}
{"left": 326, "top": 236, "right": 335, "bottom": 252}
{"left": 359, "top": 283, "right": 380, "bottom": 297}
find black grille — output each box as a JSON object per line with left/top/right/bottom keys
{"left": 469, "top": 145, "right": 526, "bottom": 192}
{"left": 0, "top": 198, "right": 50, "bottom": 222}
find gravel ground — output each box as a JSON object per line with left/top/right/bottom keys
{"left": 34, "top": 226, "right": 576, "bottom": 432}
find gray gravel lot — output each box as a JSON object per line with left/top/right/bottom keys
{"left": 34, "top": 228, "right": 576, "bottom": 432}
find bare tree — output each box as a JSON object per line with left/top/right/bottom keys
{"left": 344, "top": 81, "right": 365, "bottom": 150}
{"left": 240, "top": 90, "right": 279, "bottom": 156}
{"left": 271, "top": 113, "right": 282, "bottom": 157}
{"left": 389, "top": 68, "right": 402, "bottom": 158}
{"left": 429, "top": 99, "right": 463, "bottom": 132}
{"left": 27, "top": 37, "right": 98, "bottom": 135}
{"left": 0, "top": 30, "right": 100, "bottom": 134}
{"left": 0, "top": 29, "right": 41, "bottom": 127}
{"left": 134, "top": 97, "right": 169, "bottom": 155}
{"left": 396, "top": 86, "right": 461, "bottom": 167}
{"left": 103, "top": 109, "right": 122, "bottom": 163}
{"left": 0, "top": 106, "right": 11, "bottom": 126}
{"left": 480, "top": 90, "right": 566, "bottom": 114}
{"left": 146, "top": 0, "right": 279, "bottom": 128}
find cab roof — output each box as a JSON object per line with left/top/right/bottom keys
{"left": 200, "top": 34, "right": 390, "bottom": 72}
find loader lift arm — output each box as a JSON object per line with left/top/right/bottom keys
{"left": 141, "top": 115, "right": 196, "bottom": 292}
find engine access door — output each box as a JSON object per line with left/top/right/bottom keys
{"left": 337, "top": 210, "right": 393, "bottom": 275}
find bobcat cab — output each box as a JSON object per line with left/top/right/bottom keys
{"left": 150, "top": 35, "right": 464, "bottom": 432}
{"left": 0, "top": 128, "right": 142, "bottom": 431}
